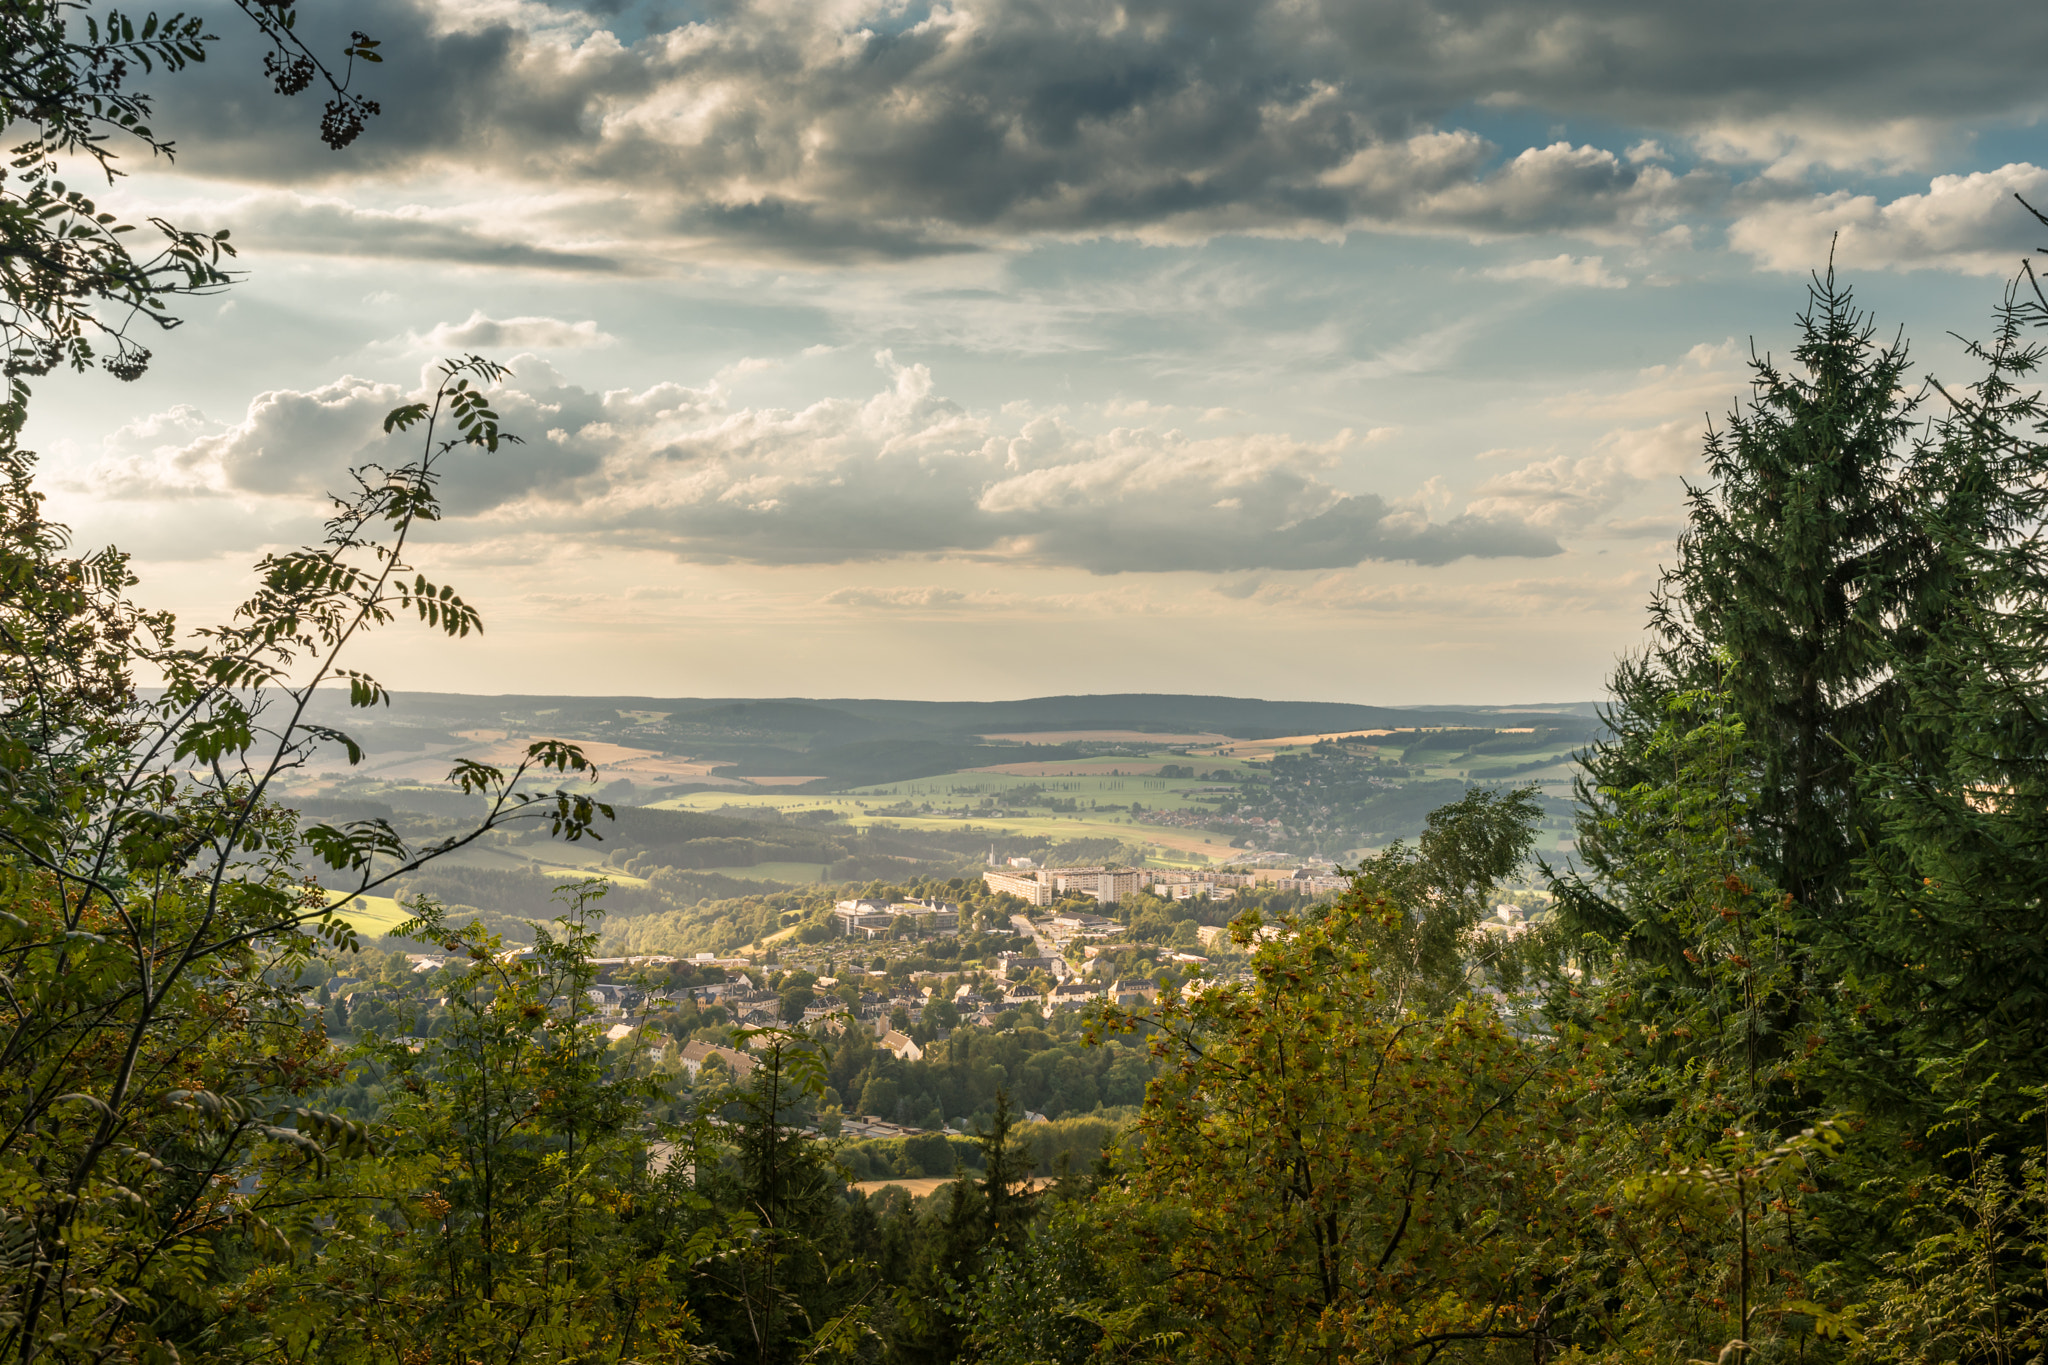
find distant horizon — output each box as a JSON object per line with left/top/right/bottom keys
{"left": 269, "top": 688, "right": 1603, "bottom": 711}
{"left": 35, "top": 0, "right": 2038, "bottom": 701}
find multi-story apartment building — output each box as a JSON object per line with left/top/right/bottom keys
{"left": 980, "top": 866, "right": 1143, "bottom": 905}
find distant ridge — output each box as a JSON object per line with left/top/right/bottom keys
{"left": 310, "top": 691, "right": 1600, "bottom": 741}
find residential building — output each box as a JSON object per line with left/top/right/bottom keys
{"left": 1046, "top": 979, "right": 1103, "bottom": 1006}
{"left": 879, "top": 1029, "right": 924, "bottom": 1061}
{"left": 981, "top": 866, "right": 1143, "bottom": 905}
{"left": 839, "top": 1114, "right": 924, "bottom": 1140}
{"left": 678, "top": 1039, "right": 758, "bottom": 1082}
{"left": 995, "top": 952, "right": 1059, "bottom": 982}
{"left": 890, "top": 897, "right": 960, "bottom": 934}
{"left": 981, "top": 868, "right": 1052, "bottom": 904}
{"left": 1154, "top": 881, "right": 1235, "bottom": 901}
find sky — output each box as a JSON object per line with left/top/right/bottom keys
{"left": 25, "top": 0, "right": 2048, "bottom": 705}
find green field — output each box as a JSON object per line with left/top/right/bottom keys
{"left": 647, "top": 752, "right": 1254, "bottom": 816}
{"left": 696, "top": 862, "right": 832, "bottom": 885}
{"left": 647, "top": 785, "right": 1234, "bottom": 868}
{"left": 844, "top": 758, "right": 1251, "bottom": 813}
{"left": 633, "top": 742, "right": 1586, "bottom": 873}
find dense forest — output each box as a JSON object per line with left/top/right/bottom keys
{"left": 6, "top": 7, "right": 2048, "bottom": 1364}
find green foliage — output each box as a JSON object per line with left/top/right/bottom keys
{"left": 1556, "top": 264, "right": 2048, "bottom": 1365}
{"left": 954, "top": 1203, "right": 1148, "bottom": 1365}
{"left": 1834, "top": 1131, "right": 2048, "bottom": 1365}
{"left": 1548, "top": 682, "right": 1810, "bottom": 1124}
{"left": 1091, "top": 897, "right": 1589, "bottom": 1365}
{"left": 1337, "top": 783, "right": 1544, "bottom": 1009}
{"left": 0, "top": 0, "right": 382, "bottom": 433}
{"left": 0, "top": 336, "right": 606, "bottom": 1361}
{"left": 1644, "top": 267, "right": 1924, "bottom": 920}
{"left": 1616, "top": 1121, "right": 1850, "bottom": 1362}
{"left": 230, "top": 884, "right": 700, "bottom": 1365}
{"left": 1827, "top": 282, "right": 2048, "bottom": 1124}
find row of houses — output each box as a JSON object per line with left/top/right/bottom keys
{"left": 982, "top": 864, "right": 1349, "bottom": 911}
{"left": 1146, "top": 867, "right": 1351, "bottom": 897}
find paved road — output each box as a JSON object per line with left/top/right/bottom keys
{"left": 1009, "top": 912, "right": 1069, "bottom": 975}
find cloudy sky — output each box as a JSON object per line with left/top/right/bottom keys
{"left": 28, "top": 0, "right": 2048, "bottom": 704}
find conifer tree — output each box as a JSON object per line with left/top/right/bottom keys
{"left": 1833, "top": 277, "right": 2048, "bottom": 1120}
{"left": 1555, "top": 270, "right": 1942, "bottom": 1141}
{"left": 1555, "top": 258, "right": 2048, "bottom": 1354}
{"left": 1580, "top": 267, "right": 1924, "bottom": 929}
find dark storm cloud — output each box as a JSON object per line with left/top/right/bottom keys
{"left": 88, "top": 351, "right": 1566, "bottom": 571}
{"left": 153, "top": 0, "right": 2048, "bottom": 257}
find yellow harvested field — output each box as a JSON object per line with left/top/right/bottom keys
{"left": 851, "top": 1175, "right": 1057, "bottom": 1198}
{"left": 646, "top": 788, "right": 1241, "bottom": 862}
{"left": 965, "top": 760, "right": 1179, "bottom": 776}
{"left": 1187, "top": 728, "right": 1396, "bottom": 756}
{"left": 362, "top": 736, "right": 744, "bottom": 786}
{"left": 1193, "top": 723, "right": 1544, "bottom": 758}
{"left": 330, "top": 894, "right": 412, "bottom": 937}
{"left": 977, "top": 730, "right": 1231, "bottom": 745}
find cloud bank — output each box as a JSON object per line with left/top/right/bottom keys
{"left": 1730, "top": 164, "right": 2048, "bottom": 276}
{"left": 81, "top": 352, "right": 1564, "bottom": 573}
{"left": 180, "top": 0, "right": 2048, "bottom": 259}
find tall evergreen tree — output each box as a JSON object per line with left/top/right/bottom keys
{"left": 1555, "top": 271, "right": 1939, "bottom": 1128}
{"left": 1555, "top": 262, "right": 2048, "bottom": 1351}
{"left": 1830, "top": 278, "right": 2048, "bottom": 1122}
{"left": 1592, "top": 267, "right": 1924, "bottom": 923}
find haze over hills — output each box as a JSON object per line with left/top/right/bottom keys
{"left": 291, "top": 690, "right": 1603, "bottom": 784}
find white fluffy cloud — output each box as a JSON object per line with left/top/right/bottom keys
{"left": 1465, "top": 419, "right": 1698, "bottom": 536}
{"left": 1450, "top": 341, "right": 1744, "bottom": 538}
{"left": 1482, "top": 253, "right": 1627, "bottom": 288}
{"left": 1543, "top": 340, "right": 1746, "bottom": 422}
{"left": 415, "top": 312, "right": 613, "bottom": 350}
{"left": 1728, "top": 163, "right": 2048, "bottom": 276}
{"left": 81, "top": 353, "right": 1562, "bottom": 573}
{"left": 1692, "top": 117, "right": 1958, "bottom": 179}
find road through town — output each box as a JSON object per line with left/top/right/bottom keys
{"left": 1009, "top": 912, "right": 1070, "bottom": 976}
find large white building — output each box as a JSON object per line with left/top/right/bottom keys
{"left": 981, "top": 866, "right": 1143, "bottom": 905}
{"left": 832, "top": 896, "right": 961, "bottom": 938}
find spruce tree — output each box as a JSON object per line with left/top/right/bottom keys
{"left": 1561, "top": 263, "right": 2048, "bottom": 1137}
{"left": 1650, "top": 267, "right": 1923, "bottom": 919}
{"left": 1834, "top": 280, "right": 2048, "bottom": 1122}
{"left": 1558, "top": 272, "right": 1925, "bottom": 1130}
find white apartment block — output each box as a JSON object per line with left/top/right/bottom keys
{"left": 981, "top": 866, "right": 1143, "bottom": 905}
